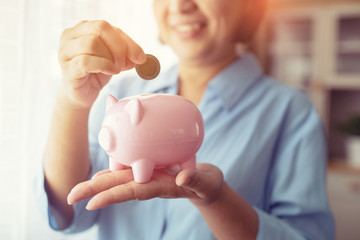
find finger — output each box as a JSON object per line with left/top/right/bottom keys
{"left": 86, "top": 180, "right": 169, "bottom": 210}
{"left": 61, "top": 20, "right": 126, "bottom": 68}
{"left": 61, "top": 20, "right": 144, "bottom": 68}
{"left": 59, "top": 35, "right": 112, "bottom": 63}
{"left": 89, "top": 174, "right": 168, "bottom": 208}
{"left": 60, "top": 20, "right": 89, "bottom": 43}
{"left": 91, "top": 169, "right": 112, "bottom": 180}
{"left": 86, "top": 170, "right": 198, "bottom": 210}
{"left": 86, "top": 182, "right": 137, "bottom": 210}
{"left": 112, "top": 27, "right": 146, "bottom": 64}
{"left": 175, "top": 163, "right": 224, "bottom": 202}
{"left": 67, "top": 169, "right": 134, "bottom": 205}
{"left": 175, "top": 169, "right": 200, "bottom": 193}
{"left": 63, "top": 55, "right": 120, "bottom": 86}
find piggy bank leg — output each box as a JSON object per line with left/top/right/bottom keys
{"left": 179, "top": 155, "right": 196, "bottom": 169}
{"left": 109, "top": 157, "right": 127, "bottom": 171}
{"left": 131, "top": 159, "right": 155, "bottom": 183}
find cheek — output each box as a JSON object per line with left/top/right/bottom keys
{"left": 204, "top": 3, "right": 235, "bottom": 36}
{"left": 212, "top": 1, "right": 247, "bottom": 38}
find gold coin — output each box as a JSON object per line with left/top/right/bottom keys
{"left": 135, "top": 54, "right": 160, "bottom": 80}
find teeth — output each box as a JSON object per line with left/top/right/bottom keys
{"left": 175, "top": 24, "right": 201, "bottom": 32}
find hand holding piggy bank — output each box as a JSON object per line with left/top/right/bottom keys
{"left": 98, "top": 94, "right": 204, "bottom": 183}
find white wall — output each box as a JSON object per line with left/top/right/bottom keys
{"left": 0, "top": 0, "right": 176, "bottom": 239}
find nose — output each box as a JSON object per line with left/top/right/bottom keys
{"left": 169, "top": 0, "right": 196, "bottom": 13}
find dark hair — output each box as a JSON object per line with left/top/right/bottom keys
{"left": 237, "top": 0, "right": 267, "bottom": 43}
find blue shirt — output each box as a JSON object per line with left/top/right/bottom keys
{"left": 35, "top": 52, "right": 334, "bottom": 239}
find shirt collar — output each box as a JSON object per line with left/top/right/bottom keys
{"left": 208, "top": 52, "right": 263, "bottom": 110}
{"left": 143, "top": 52, "right": 263, "bottom": 110}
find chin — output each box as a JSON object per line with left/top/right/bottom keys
{"left": 172, "top": 44, "right": 210, "bottom": 61}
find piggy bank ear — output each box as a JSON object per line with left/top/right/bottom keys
{"left": 106, "top": 95, "right": 118, "bottom": 112}
{"left": 124, "top": 98, "right": 144, "bottom": 126}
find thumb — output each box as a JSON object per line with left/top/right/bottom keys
{"left": 112, "top": 27, "right": 146, "bottom": 65}
{"left": 176, "top": 163, "right": 224, "bottom": 202}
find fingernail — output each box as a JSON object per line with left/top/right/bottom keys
{"left": 86, "top": 201, "right": 95, "bottom": 210}
{"left": 137, "top": 52, "right": 146, "bottom": 64}
{"left": 86, "top": 203, "right": 91, "bottom": 210}
{"left": 176, "top": 175, "right": 191, "bottom": 187}
{"left": 67, "top": 195, "right": 73, "bottom": 205}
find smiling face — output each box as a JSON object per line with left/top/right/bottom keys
{"left": 153, "top": 0, "right": 251, "bottom": 65}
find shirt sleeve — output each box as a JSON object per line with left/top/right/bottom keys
{"left": 33, "top": 80, "right": 113, "bottom": 233}
{"left": 255, "top": 94, "right": 334, "bottom": 240}
{"left": 34, "top": 162, "right": 101, "bottom": 233}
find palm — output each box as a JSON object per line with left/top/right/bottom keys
{"left": 67, "top": 163, "right": 224, "bottom": 210}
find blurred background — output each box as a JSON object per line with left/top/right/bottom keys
{"left": 0, "top": 0, "right": 359, "bottom": 239}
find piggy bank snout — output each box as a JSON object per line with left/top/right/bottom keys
{"left": 98, "top": 127, "right": 115, "bottom": 152}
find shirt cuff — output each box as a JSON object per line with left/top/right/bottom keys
{"left": 254, "top": 207, "right": 304, "bottom": 240}
{"left": 34, "top": 163, "right": 99, "bottom": 234}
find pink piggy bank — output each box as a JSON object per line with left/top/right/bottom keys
{"left": 98, "top": 93, "right": 205, "bottom": 183}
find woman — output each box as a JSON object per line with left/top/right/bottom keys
{"left": 37, "top": 0, "right": 334, "bottom": 239}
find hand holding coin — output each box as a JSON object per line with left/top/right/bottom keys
{"left": 135, "top": 54, "right": 160, "bottom": 80}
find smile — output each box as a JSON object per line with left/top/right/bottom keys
{"left": 171, "top": 22, "right": 205, "bottom": 39}
{"left": 174, "top": 23, "right": 202, "bottom": 33}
